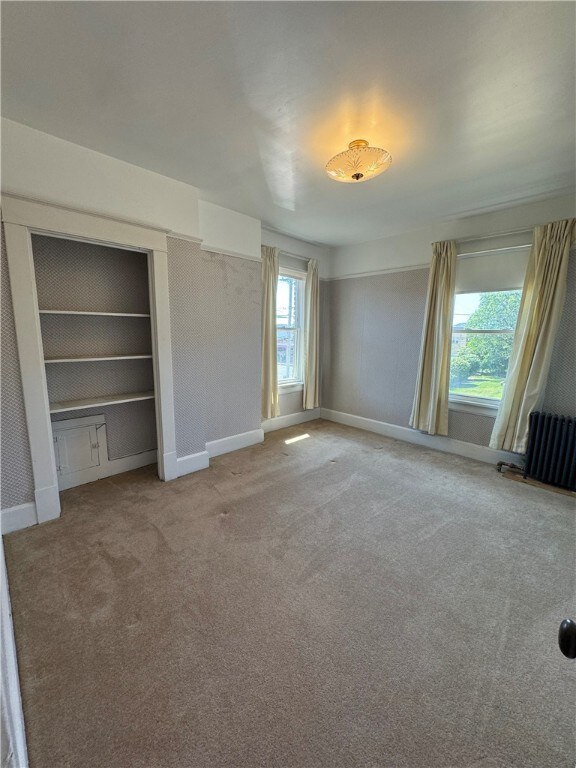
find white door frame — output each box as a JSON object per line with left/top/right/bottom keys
{"left": 2, "top": 195, "right": 178, "bottom": 524}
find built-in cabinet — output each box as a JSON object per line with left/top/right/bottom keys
{"left": 52, "top": 416, "right": 102, "bottom": 489}
{"left": 32, "top": 234, "right": 158, "bottom": 487}
{"left": 3, "top": 195, "right": 177, "bottom": 525}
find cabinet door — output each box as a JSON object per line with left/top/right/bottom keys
{"left": 55, "top": 425, "right": 100, "bottom": 477}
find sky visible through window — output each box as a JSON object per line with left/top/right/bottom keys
{"left": 453, "top": 293, "right": 481, "bottom": 326}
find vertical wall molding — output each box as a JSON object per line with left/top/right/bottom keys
{"left": 149, "top": 250, "right": 178, "bottom": 480}
{"left": 1, "top": 538, "right": 29, "bottom": 767}
{"left": 3, "top": 223, "right": 59, "bottom": 523}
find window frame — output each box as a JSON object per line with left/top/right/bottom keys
{"left": 448, "top": 289, "right": 520, "bottom": 414}
{"left": 276, "top": 267, "right": 306, "bottom": 389}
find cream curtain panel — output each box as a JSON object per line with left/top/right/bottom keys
{"left": 490, "top": 218, "right": 576, "bottom": 453}
{"left": 261, "top": 246, "right": 280, "bottom": 419}
{"left": 409, "top": 240, "right": 457, "bottom": 435}
{"left": 303, "top": 258, "right": 320, "bottom": 410}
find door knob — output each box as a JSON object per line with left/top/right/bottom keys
{"left": 558, "top": 618, "right": 576, "bottom": 659}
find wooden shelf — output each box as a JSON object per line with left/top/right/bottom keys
{"left": 39, "top": 310, "right": 151, "bottom": 318}
{"left": 45, "top": 355, "right": 152, "bottom": 364}
{"left": 49, "top": 391, "right": 155, "bottom": 414}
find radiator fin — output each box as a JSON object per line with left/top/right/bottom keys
{"left": 524, "top": 412, "right": 576, "bottom": 491}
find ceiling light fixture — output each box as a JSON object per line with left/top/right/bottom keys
{"left": 325, "top": 139, "right": 392, "bottom": 183}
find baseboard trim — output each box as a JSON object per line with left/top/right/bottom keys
{"left": 161, "top": 450, "right": 178, "bottom": 481}
{"left": 176, "top": 451, "right": 210, "bottom": 477}
{"left": 206, "top": 428, "right": 264, "bottom": 458}
{"left": 262, "top": 408, "right": 321, "bottom": 433}
{"left": 320, "top": 408, "right": 522, "bottom": 466}
{"left": 2, "top": 452, "right": 159, "bottom": 533}
{"left": 1, "top": 502, "right": 38, "bottom": 535}
{"left": 34, "top": 483, "right": 60, "bottom": 523}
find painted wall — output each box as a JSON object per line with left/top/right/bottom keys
{"left": 329, "top": 194, "right": 575, "bottom": 278}
{"left": 199, "top": 201, "right": 261, "bottom": 261}
{"left": 1, "top": 119, "right": 201, "bottom": 238}
{"left": 167, "top": 237, "right": 261, "bottom": 459}
{"left": 261, "top": 226, "right": 333, "bottom": 279}
{"left": 1, "top": 227, "right": 35, "bottom": 509}
{"left": 322, "top": 249, "right": 576, "bottom": 449}
{"left": 1, "top": 119, "right": 264, "bottom": 261}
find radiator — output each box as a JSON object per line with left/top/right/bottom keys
{"left": 524, "top": 412, "right": 576, "bottom": 491}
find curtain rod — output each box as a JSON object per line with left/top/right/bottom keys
{"left": 432, "top": 226, "right": 532, "bottom": 246}
{"left": 458, "top": 244, "right": 532, "bottom": 260}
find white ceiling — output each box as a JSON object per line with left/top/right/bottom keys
{"left": 2, "top": 2, "right": 574, "bottom": 246}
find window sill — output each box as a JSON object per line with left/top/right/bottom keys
{"left": 449, "top": 397, "right": 499, "bottom": 418}
{"left": 279, "top": 382, "right": 304, "bottom": 394}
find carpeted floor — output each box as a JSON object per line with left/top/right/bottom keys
{"left": 5, "top": 420, "right": 576, "bottom": 768}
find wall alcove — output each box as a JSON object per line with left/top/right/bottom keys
{"left": 2, "top": 195, "right": 177, "bottom": 524}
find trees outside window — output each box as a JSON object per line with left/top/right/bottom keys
{"left": 450, "top": 290, "right": 522, "bottom": 401}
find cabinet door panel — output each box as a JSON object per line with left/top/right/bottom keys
{"left": 55, "top": 426, "right": 100, "bottom": 476}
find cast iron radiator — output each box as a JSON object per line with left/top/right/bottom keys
{"left": 524, "top": 412, "right": 576, "bottom": 491}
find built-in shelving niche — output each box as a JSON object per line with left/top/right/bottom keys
{"left": 32, "top": 234, "right": 158, "bottom": 464}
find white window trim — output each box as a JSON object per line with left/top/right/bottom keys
{"left": 279, "top": 381, "right": 304, "bottom": 394}
{"left": 279, "top": 265, "right": 307, "bottom": 279}
{"left": 277, "top": 269, "right": 305, "bottom": 386}
{"left": 448, "top": 395, "right": 499, "bottom": 417}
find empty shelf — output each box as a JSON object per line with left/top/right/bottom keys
{"left": 49, "top": 391, "right": 155, "bottom": 414}
{"left": 45, "top": 355, "right": 153, "bottom": 364}
{"left": 39, "top": 310, "right": 151, "bottom": 318}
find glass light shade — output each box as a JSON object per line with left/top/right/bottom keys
{"left": 326, "top": 139, "right": 392, "bottom": 183}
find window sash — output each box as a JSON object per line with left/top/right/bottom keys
{"left": 277, "top": 327, "right": 301, "bottom": 383}
{"left": 449, "top": 289, "right": 522, "bottom": 404}
{"left": 276, "top": 274, "right": 304, "bottom": 384}
{"left": 452, "top": 328, "right": 515, "bottom": 335}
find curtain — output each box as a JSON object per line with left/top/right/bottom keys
{"left": 261, "top": 246, "right": 280, "bottom": 419}
{"left": 409, "top": 240, "right": 457, "bottom": 435}
{"left": 303, "top": 258, "right": 320, "bottom": 410}
{"left": 490, "top": 218, "right": 575, "bottom": 452}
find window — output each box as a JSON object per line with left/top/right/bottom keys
{"left": 450, "top": 290, "right": 522, "bottom": 404}
{"left": 276, "top": 272, "right": 304, "bottom": 384}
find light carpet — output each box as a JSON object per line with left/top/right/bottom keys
{"left": 5, "top": 420, "right": 576, "bottom": 767}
